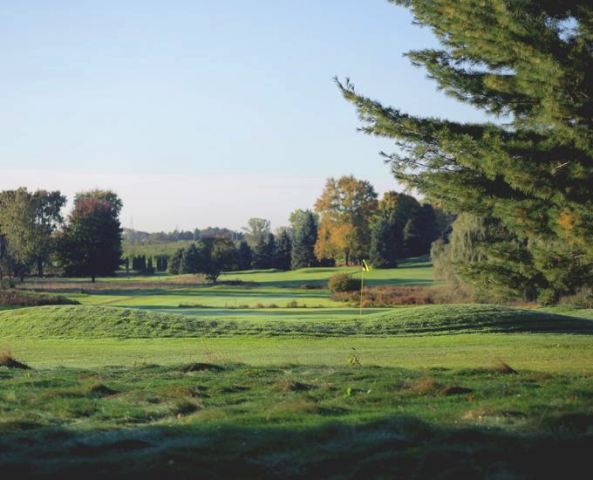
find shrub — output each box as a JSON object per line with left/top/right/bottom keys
{"left": 331, "top": 285, "right": 474, "bottom": 306}
{"left": 560, "top": 287, "right": 593, "bottom": 308}
{"left": 327, "top": 273, "right": 359, "bottom": 293}
{"left": 0, "top": 291, "right": 79, "bottom": 307}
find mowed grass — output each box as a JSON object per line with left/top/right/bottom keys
{"left": 19, "top": 257, "right": 434, "bottom": 309}
{"left": 3, "top": 262, "right": 593, "bottom": 477}
{"left": 2, "top": 304, "right": 592, "bottom": 339}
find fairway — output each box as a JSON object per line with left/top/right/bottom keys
{"left": 2, "top": 263, "right": 593, "bottom": 478}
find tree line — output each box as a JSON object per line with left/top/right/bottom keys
{"left": 136, "top": 176, "right": 449, "bottom": 280}
{"left": 0, "top": 177, "right": 447, "bottom": 284}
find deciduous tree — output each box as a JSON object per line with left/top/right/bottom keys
{"left": 314, "top": 176, "right": 377, "bottom": 265}
{"left": 56, "top": 190, "right": 123, "bottom": 282}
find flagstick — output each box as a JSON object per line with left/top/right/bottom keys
{"left": 360, "top": 268, "right": 364, "bottom": 316}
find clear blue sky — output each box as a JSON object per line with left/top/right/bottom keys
{"left": 0, "top": 0, "right": 484, "bottom": 231}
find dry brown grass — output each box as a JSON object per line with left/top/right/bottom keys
{"left": 494, "top": 360, "right": 518, "bottom": 375}
{"left": 406, "top": 377, "right": 441, "bottom": 396}
{"left": 0, "top": 350, "right": 31, "bottom": 370}
{"left": 0, "top": 290, "right": 78, "bottom": 306}
{"left": 332, "top": 284, "right": 474, "bottom": 307}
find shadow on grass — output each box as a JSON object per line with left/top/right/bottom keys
{"left": 2, "top": 414, "right": 591, "bottom": 479}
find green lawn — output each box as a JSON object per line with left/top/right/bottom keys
{"left": 2, "top": 262, "right": 593, "bottom": 477}
{"left": 18, "top": 258, "right": 434, "bottom": 309}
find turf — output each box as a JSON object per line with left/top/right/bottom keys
{"left": 1, "top": 304, "right": 591, "bottom": 339}
{"left": 2, "top": 262, "right": 593, "bottom": 477}
{"left": 1, "top": 363, "right": 592, "bottom": 478}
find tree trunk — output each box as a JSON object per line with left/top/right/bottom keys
{"left": 37, "top": 258, "right": 44, "bottom": 277}
{"left": 91, "top": 275, "right": 96, "bottom": 283}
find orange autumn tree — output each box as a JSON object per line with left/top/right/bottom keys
{"left": 314, "top": 176, "right": 377, "bottom": 265}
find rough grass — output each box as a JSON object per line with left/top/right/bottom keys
{"left": 0, "top": 363, "right": 592, "bottom": 478}
{"left": 1, "top": 304, "right": 591, "bottom": 339}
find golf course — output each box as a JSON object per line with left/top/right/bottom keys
{"left": 2, "top": 260, "right": 593, "bottom": 478}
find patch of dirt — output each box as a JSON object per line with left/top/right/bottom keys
{"left": 0, "top": 354, "right": 31, "bottom": 370}
{"left": 442, "top": 386, "right": 473, "bottom": 396}
{"left": 88, "top": 384, "right": 119, "bottom": 398}
{"left": 406, "top": 377, "right": 441, "bottom": 396}
{"left": 182, "top": 363, "right": 225, "bottom": 373}
{"left": 494, "top": 361, "right": 517, "bottom": 375}
{"left": 173, "top": 400, "right": 202, "bottom": 417}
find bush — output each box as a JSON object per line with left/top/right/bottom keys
{"left": 560, "top": 288, "right": 593, "bottom": 308}
{"left": 0, "top": 291, "right": 79, "bottom": 307}
{"left": 328, "top": 273, "right": 359, "bottom": 293}
{"left": 331, "top": 285, "right": 474, "bottom": 306}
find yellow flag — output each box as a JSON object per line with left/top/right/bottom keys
{"left": 362, "top": 259, "right": 371, "bottom": 272}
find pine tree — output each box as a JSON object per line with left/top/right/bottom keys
{"left": 146, "top": 257, "right": 155, "bottom": 275}
{"left": 169, "top": 248, "right": 184, "bottom": 274}
{"left": 275, "top": 230, "right": 292, "bottom": 271}
{"left": 339, "top": 0, "right": 593, "bottom": 301}
{"left": 181, "top": 243, "right": 201, "bottom": 274}
{"left": 252, "top": 234, "right": 276, "bottom": 269}
{"left": 369, "top": 214, "right": 398, "bottom": 268}
{"left": 236, "top": 241, "right": 253, "bottom": 270}
{"left": 291, "top": 210, "right": 318, "bottom": 269}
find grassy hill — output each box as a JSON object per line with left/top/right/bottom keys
{"left": 2, "top": 304, "right": 592, "bottom": 340}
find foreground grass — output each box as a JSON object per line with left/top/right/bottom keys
{"left": 1, "top": 362, "right": 592, "bottom": 478}
{"left": 3, "top": 333, "right": 593, "bottom": 373}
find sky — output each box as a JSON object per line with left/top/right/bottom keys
{"left": 0, "top": 0, "right": 485, "bottom": 232}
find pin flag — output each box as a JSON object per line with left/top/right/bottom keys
{"left": 362, "top": 259, "right": 371, "bottom": 272}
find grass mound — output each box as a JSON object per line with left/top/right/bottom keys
{"left": 0, "top": 304, "right": 592, "bottom": 340}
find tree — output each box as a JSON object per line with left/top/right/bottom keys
{"left": 155, "top": 255, "right": 169, "bottom": 272}
{"left": 338, "top": 0, "right": 593, "bottom": 301}
{"left": 243, "top": 218, "right": 271, "bottom": 248}
{"left": 0, "top": 188, "right": 66, "bottom": 279}
{"left": 181, "top": 243, "right": 201, "bottom": 274}
{"left": 314, "top": 176, "right": 378, "bottom": 265}
{"left": 146, "top": 257, "right": 155, "bottom": 274}
{"left": 274, "top": 230, "right": 292, "bottom": 270}
{"left": 290, "top": 210, "right": 318, "bottom": 269}
{"left": 236, "top": 240, "right": 253, "bottom": 270}
{"left": 0, "top": 188, "right": 38, "bottom": 281}
{"left": 200, "top": 238, "right": 236, "bottom": 283}
{"left": 403, "top": 217, "right": 422, "bottom": 257}
{"left": 32, "top": 190, "right": 67, "bottom": 276}
{"left": 252, "top": 233, "right": 275, "bottom": 269}
{"left": 169, "top": 248, "right": 184, "bottom": 274}
{"left": 56, "top": 190, "right": 123, "bottom": 282}
{"left": 369, "top": 214, "right": 398, "bottom": 268}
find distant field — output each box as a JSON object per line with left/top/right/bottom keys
{"left": 123, "top": 239, "right": 194, "bottom": 258}
{"left": 2, "top": 259, "right": 593, "bottom": 477}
